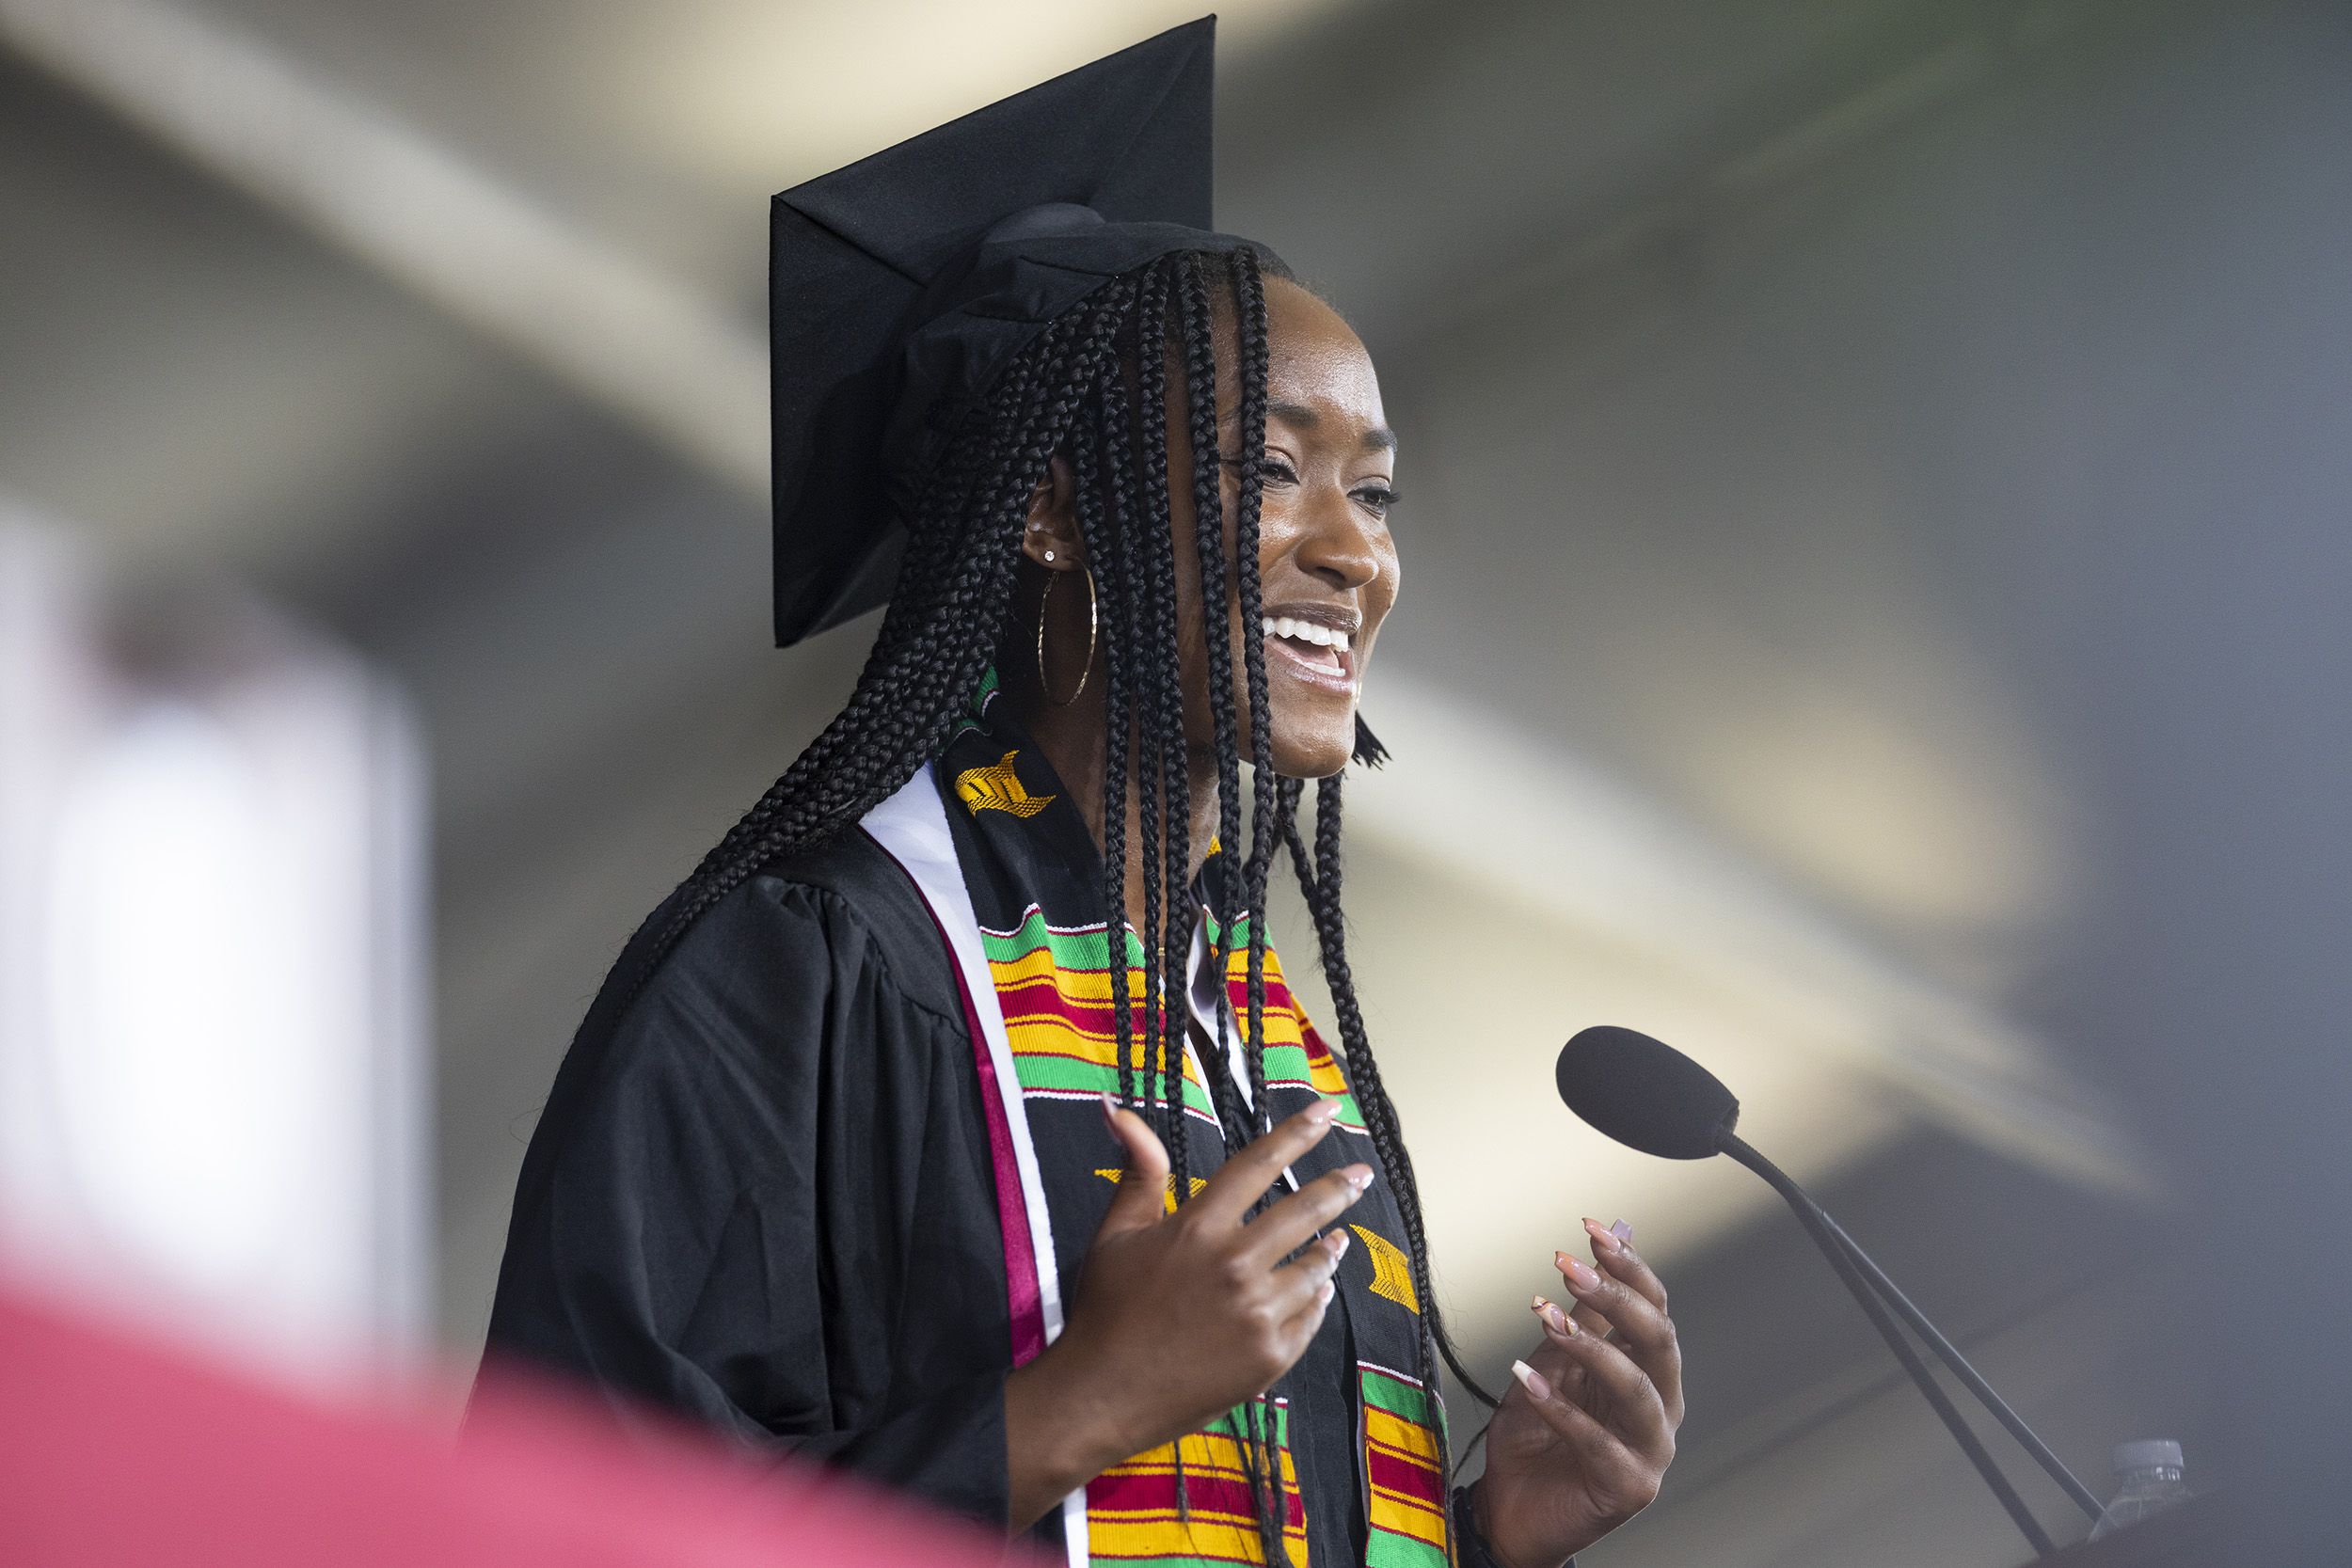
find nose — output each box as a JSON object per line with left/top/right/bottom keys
{"left": 1289, "top": 487, "right": 1383, "bottom": 593}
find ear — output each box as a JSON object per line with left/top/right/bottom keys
{"left": 1020, "top": 453, "right": 1086, "bottom": 571}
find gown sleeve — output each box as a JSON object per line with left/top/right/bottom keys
{"left": 483, "top": 842, "right": 1019, "bottom": 1526}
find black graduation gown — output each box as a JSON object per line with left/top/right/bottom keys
{"left": 483, "top": 829, "right": 1375, "bottom": 1560}
{"left": 485, "top": 832, "right": 1016, "bottom": 1517}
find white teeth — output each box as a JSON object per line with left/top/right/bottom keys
{"left": 1260, "top": 616, "right": 1352, "bottom": 654}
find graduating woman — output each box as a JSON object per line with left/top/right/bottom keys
{"left": 485, "top": 21, "right": 1681, "bottom": 1568}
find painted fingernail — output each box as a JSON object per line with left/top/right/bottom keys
{"left": 1532, "top": 1296, "right": 1575, "bottom": 1337}
{"left": 1558, "top": 1253, "right": 1603, "bottom": 1291}
{"left": 1330, "top": 1229, "right": 1353, "bottom": 1259}
{"left": 1345, "top": 1165, "right": 1375, "bottom": 1194}
{"left": 1583, "top": 1217, "right": 1624, "bottom": 1255}
{"left": 1305, "top": 1098, "right": 1342, "bottom": 1125}
{"left": 1511, "top": 1359, "right": 1551, "bottom": 1401}
{"left": 1611, "top": 1219, "right": 1634, "bottom": 1243}
{"left": 1101, "top": 1092, "right": 1119, "bottom": 1126}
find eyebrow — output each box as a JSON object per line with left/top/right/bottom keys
{"left": 1242, "top": 399, "right": 1399, "bottom": 453}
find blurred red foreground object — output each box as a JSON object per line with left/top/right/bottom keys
{"left": 0, "top": 1283, "right": 1015, "bottom": 1567}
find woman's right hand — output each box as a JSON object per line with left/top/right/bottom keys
{"left": 1001, "top": 1095, "right": 1371, "bottom": 1530}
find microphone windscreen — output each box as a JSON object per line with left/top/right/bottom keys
{"left": 1556, "top": 1026, "right": 1740, "bottom": 1160}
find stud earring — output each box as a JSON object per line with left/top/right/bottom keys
{"left": 1042, "top": 549, "right": 1056, "bottom": 562}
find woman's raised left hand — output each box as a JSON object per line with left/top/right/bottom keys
{"left": 1471, "top": 1218, "right": 1683, "bottom": 1568}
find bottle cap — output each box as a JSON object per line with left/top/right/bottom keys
{"left": 2114, "top": 1439, "right": 2184, "bottom": 1473}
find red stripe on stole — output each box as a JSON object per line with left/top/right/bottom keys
{"left": 993, "top": 977, "right": 1160, "bottom": 1040}
{"left": 1364, "top": 1443, "right": 1446, "bottom": 1507}
{"left": 1088, "top": 1466, "right": 1296, "bottom": 1525}
{"left": 1221, "top": 973, "right": 1301, "bottom": 1018}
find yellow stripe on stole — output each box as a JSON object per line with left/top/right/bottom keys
{"left": 1215, "top": 946, "right": 1309, "bottom": 1053}
{"left": 1302, "top": 1044, "right": 1350, "bottom": 1098}
{"left": 1363, "top": 1407, "right": 1449, "bottom": 1548}
{"left": 988, "top": 941, "right": 1119, "bottom": 998}
{"left": 987, "top": 947, "right": 1216, "bottom": 1088}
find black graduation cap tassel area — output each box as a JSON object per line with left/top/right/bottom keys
{"left": 770, "top": 16, "right": 1264, "bottom": 646}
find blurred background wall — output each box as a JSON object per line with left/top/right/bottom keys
{"left": 3, "top": 0, "right": 2346, "bottom": 1562}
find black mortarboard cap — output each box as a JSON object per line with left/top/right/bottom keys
{"left": 769, "top": 16, "right": 1278, "bottom": 645}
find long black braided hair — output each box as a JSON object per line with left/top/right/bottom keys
{"left": 621, "top": 245, "right": 1495, "bottom": 1550}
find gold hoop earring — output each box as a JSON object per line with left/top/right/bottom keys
{"left": 1037, "top": 565, "right": 1098, "bottom": 705}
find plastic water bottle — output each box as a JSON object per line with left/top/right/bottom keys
{"left": 2086, "top": 1439, "right": 2191, "bottom": 1540}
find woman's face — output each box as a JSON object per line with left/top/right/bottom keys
{"left": 1174, "top": 277, "right": 1402, "bottom": 779}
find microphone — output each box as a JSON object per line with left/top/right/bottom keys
{"left": 1554, "top": 1024, "right": 1740, "bottom": 1159}
{"left": 1555, "top": 1026, "right": 2105, "bottom": 1559}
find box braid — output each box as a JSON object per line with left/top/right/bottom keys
{"left": 1280, "top": 772, "right": 1502, "bottom": 1411}
{"left": 1230, "top": 252, "right": 1283, "bottom": 1142}
{"left": 1068, "top": 367, "right": 1136, "bottom": 1109}
{"left": 1126, "top": 255, "right": 1194, "bottom": 1196}
{"left": 1173, "top": 255, "right": 1249, "bottom": 1150}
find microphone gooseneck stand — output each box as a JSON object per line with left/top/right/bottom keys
{"left": 1796, "top": 1176, "right": 2109, "bottom": 1523}
{"left": 1716, "top": 1131, "right": 2104, "bottom": 1558}
{"left": 1553, "top": 1023, "right": 2109, "bottom": 1556}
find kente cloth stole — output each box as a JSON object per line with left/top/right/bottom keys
{"left": 927, "top": 689, "right": 1454, "bottom": 1568}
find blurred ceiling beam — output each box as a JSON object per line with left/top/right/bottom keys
{"left": 1398, "top": 26, "right": 1999, "bottom": 364}
{"left": 1357, "top": 673, "right": 2144, "bottom": 1194}
{"left": 0, "top": 0, "right": 768, "bottom": 496}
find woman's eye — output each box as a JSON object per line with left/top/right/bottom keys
{"left": 1354, "top": 484, "right": 1399, "bottom": 515}
{"left": 1260, "top": 454, "right": 1300, "bottom": 484}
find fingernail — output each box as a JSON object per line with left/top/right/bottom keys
{"left": 1611, "top": 1219, "right": 1633, "bottom": 1244}
{"left": 1317, "top": 1280, "right": 1336, "bottom": 1306}
{"left": 1558, "top": 1253, "right": 1602, "bottom": 1291}
{"left": 1532, "top": 1296, "right": 1574, "bottom": 1337}
{"left": 1100, "top": 1092, "right": 1119, "bottom": 1126}
{"left": 1331, "top": 1229, "right": 1353, "bottom": 1259}
{"left": 1511, "top": 1359, "right": 1551, "bottom": 1401}
{"left": 1305, "top": 1098, "right": 1341, "bottom": 1125}
{"left": 1583, "top": 1216, "right": 1623, "bottom": 1255}
{"left": 1346, "top": 1165, "right": 1375, "bottom": 1194}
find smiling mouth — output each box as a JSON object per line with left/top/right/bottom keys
{"left": 1261, "top": 615, "right": 1358, "bottom": 691}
